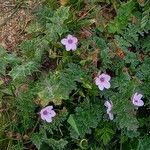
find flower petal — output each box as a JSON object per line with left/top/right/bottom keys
{"left": 104, "top": 74, "right": 111, "bottom": 81}
{"left": 138, "top": 100, "right": 144, "bottom": 106}
{"left": 133, "top": 100, "right": 144, "bottom": 107}
{"left": 98, "top": 84, "right": 104, "bottom": 91}
{"left": 67, "top": 34, "right": 73, "bottom": 39}
{"left": 71, "top": 44, "right": 77, "bottom": 51}
{"left": 104, "top": 101, "right": 111, "bottom": 109}
{"left": 104, "top": 81, "right": 111, "bottom": 89}
{"left": 40, "top": 114, "right": 46, "bottom": 121}
{"left": 61, "top": 38, "right": 68, "bottom": 45}
{"left": 46, "top": 106, "right": 53, "bottom": 111}
{"left": 137, "top": 93, "right": 143, "bottom": 100}
{"left": 108, "top": 112, "right": 114, "bottom": 120}
{"left": 40, "top": 108, "right": 46, "bottom": 116}
{"left": 72, "top": 37, "right": 78, "bottom": 43}
{"left": 106, "top": 109, "right": 110, "bottom": 114}
{"left": 65, "top": 44, "right": 73, "bottom": 51}
{"left": 98, "top": 73, "right": 111, "bottom": 82}
{"left": 45, "top": 116, "right": 52, "bottom": 123}
{"left": 49, "top": 110, "right": 56, "bottom": 117}
{"left": 105, "top": 101, "right": 112, "bottom": 113}
{"left": 95, "top": 77, "right": 100, "bottom": 85}
{"left": 133, "top": 92, "right": 138, "bottom": 100}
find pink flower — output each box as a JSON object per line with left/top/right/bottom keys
{"left": 132, "top": 92, "right": 144, "bottom": 107}
{"left": 40, "top": 106, "right": 56, "bottom": 123}
{"left": 104, "top": 100, "right": 114, "bottom": 120}
{"left": 61, "top": 34, "right": 78, "bottom": 51}
{"left": 95, "top": 73, "right": 111, "bottom": 91}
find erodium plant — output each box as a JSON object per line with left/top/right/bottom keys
{"left": 0, "top": 0, "right": 150, "bottom": 150}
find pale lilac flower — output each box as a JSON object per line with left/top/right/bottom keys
{"left": 132, "top": 92, "right": 144, "bottom": 107}
{"left": 104, "top": 100, "right": 114, "bottom": 120}
{"left": 40, "top": 106, "right": 56, "bottom": 123}
{"left": 95, "top": 73, "right": 111, "bottom": 91}
{"left": 61, "top": 34, "right": 78, "bottom": 51}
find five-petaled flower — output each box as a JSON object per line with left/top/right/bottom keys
{"left": 95, "top": 73, "right": 111, "bottom": 91}
{"left": 61, "top": 34, "right": 78, "bottom": 51}
{"left": 40, "top": 106, "right": 56, "bottom": 123}
{"left": 132, "top": 92, "right": 144, "bottom": 107}
{"left": 104, "top": 100, "right": 114, "bottom": 120}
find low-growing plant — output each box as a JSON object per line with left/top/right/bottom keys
{"left": 0, "top": 0, "right": 150, "bottom": 149}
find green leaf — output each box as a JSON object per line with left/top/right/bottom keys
{"left": 0, "top": 46, "right": 8, "bottom": 74}
{"left": 38, "top": 63, "right": 87, "bottom": 105}
{"left": 45, "top": 6, "right": 70, "bottom": 41}
{"left": 0, "top": 46, "right": 6, "bottom": 56}
{"left": 142, "top": 35, "right": 150, "bottom": 53}
{"left": 46, "top": 138, "right": 68, "bottom": 150}
{"left": 15, "top": 87, "right": 37, "bottom": 131}
{"left": 5, "top": 54, "right": 21, "bottom": 66}
{"left": 32, "top": 132, "right": 68, "bottom": 150}
{"left": 124, "top": 52, "right": 139, "bottom": 69}
{"left": 10, "top": 142, "right": 24, "bottom": 150}
{"left": 0, "top": 46, "right": 21, "bottom": 74}
{"left": 31, "top": 133, "right": 44, "bottom": 150}
{"left": 69, "top": 100, "right": 103, "bottom": 138}
{"left": 50, "top": 6, "right": 70, "bottom": 24}
{"left": 95, "top": 125, "right": 115, "bottom": 145}
{"left": 136, "top": 57, "right": 150, "bottom": 80}
{"left": 46, "top": 23, "right": 68, "bottom": 39}
{"left": 26, "top": 22, "right": 42, "bottom": 34}
{"left": 94, "top": 37, "right": 112, "bottom": 69}
{"left": 107, "top": 0, "right": 135, "bottom": 33}
{"left": 67, "top": 115, "right": 80, "bottom": 136}
{"left": 141, "top": 7, "right": 150, "bottom": 28}
{"left": 110, "top": 90, "right": 139, "bottom": 131}
{"left": 137, "top": 136, "right": 150, "bottom": 150}
{"left": 9, "top": 61, "right": 39, "bottom": 80}
{"left": 20, "top": 38, "right": 49, "bottom": 62}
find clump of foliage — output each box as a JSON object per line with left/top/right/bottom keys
{"left": 0, "top": 0, "right": 150, "bottom": 149}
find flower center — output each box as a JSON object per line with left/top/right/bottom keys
{"left": 134, "top": 99, "right": 138, "bottom": 103}
{"left": 68, "top": 39, "right": 73, "bottom": 44}
{"left": 100, "top": 77, "right": 105, "bottom": 82}
{"left": 43, "top": 110, "right": 48, "bottom": 115}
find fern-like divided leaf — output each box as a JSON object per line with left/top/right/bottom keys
{"left": 31, "top": 132, "right": 45, "bottom": 150}
{"left": 93, "top": 36, "right": 112, "bottom": 69}
{"left": 142, "top": 35, "right": 150, "bottom": 53}
{"left": 114, "top": 23, "right": 142, "bottom": 50}
{"left": 68, "top": 100, "right": 103, "bottom": 139}
{"left": 31, "top": 132, "right": 68, "bottom": 150}
{"left": 136, "top": 57, "right": 150, "bottom": 80}
{"left": 111, "top": 73, "right": 139, "bottom": 131}
{"left": 45, "top": 6, "right": 70, "bottom": 41}
{"left": 137, "top": 136, "right": 150, "bottom": 150}
{"left": 0, "top": 46, "right": 21, "bottom": 75}
{"left": 45, "top": 138, "right": 68, "bottom": 150}
{"left": 95, "top": 123, "right": 115, "bottom": 145}
{"left": 113, "top": 22, "right": 149, "bottom": 69}
{"left": 14, "top": 87, "right": 37, "bottom": 132}
{"left": 20, "top": 38, "right": 49, "bottom": 62}
{"left": 0, "top": 46, "right": 9, "bottom": 74}
{"left": 9, "top": 61, "right": 39, "bottom": 80}
{"left": 107, "top": 0, "right": 135, "bottom": 33}
{"left": 38, "top": 63, "right": 87, "bottom": 106}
